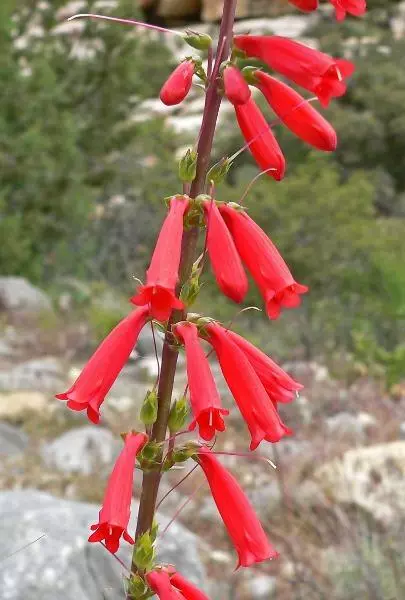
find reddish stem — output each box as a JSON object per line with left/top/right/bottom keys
{"left": 128, "top": 0, "right": 238, "bottom": 585}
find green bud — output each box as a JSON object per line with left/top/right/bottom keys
{"left": 242, "top": 66, "right": 259, "bottom": 85}
{"left": 140, "top": 440, "right": 161, "bottom": 461}
{"left": 172, "top": 442, "right": 199, "bottom": 464}
{"left": 133, "top": 532, "right": 155, "bottom": 571}
{"left": 206, "top": 157, "right": 233, "bottom": 185}
{"left": 127, "top": 574, "right": 148, "bottom": 599}
{"left": 168, "top": 396, "right": 189, "bottom": 433}
{"left": 139, "top": 390, "right": 158, "bottom": 426}
{"left": 150, "top": 518, "right": 159, "bottom": 543}
{"left": 180, "top": 276, "right": 201, "bottom": 307}
{"left": 178, "top": 149, "right": 198, "bottom": 183}
{"left": 183, "top": 30, "right": 212, "bottom": 51}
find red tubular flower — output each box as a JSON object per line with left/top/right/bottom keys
{"left": 218, "top": 203, "right": 308, "bottom": 319}
{"left": 330, "top": 0, "right": 367, "bottom": 20}
{"left": 160, "top": 60, "right": 195, "bottom": 106}
{"left": 234, "top": 98, "right": 285, "bottom": 180}
{"left": 288, "top": 0, "right": 318, "bottom": 11}
{"left": 88, "top": 432, "right": 148, "bottom": 553}
{"left": 173, "top": 322, "right": 228, "bottom": 441}
{"left": 203, "top": 199, "right": 248, "bottom": 303}
{"left": 170, "top": 572, "right": 210, "bottom": 600}
{"left": 56, "top": 306, "right": 149, "bottom": 423}
{"left": 204, "top": 322, "right": 292, "bottom": 450}
{"left": 223, "top": 64, "right": 251, "bottom": 105}
{"left": 224, "top": 328, "right": 303, "bottom": 404}
{"left": 146, "top": 570, "right": 184, "bottom": 600}
{"left": 254, "top": 71, "right": 337, "bottom": 151}
{"left": 197, "top": 447, "right": 279, "bottom": 567}
{"left": 234, "top": 35, "right": 355, "bottom": 107}
{"left": 131, "top": 195, "right": 189, "bottom": 321}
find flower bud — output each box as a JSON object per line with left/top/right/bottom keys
{"left": 140, "top": 389, "right": 158, "bottom": 425}
{"left": 183, "top": 30, "right": 212, "bottom": 51}
{"left": 127, "top": 574, "right": 148, "bottom": 598}
{"left": 133, "top": 532, "right": 155, "bottom": 571}
{"left": 179, "top": 148, "right": 198, "bottom": 182}
{"left": 206, "top": 157, "right": 233, "bottom": 185}
{"left": 223, "top": 65, "right": 251, "bottom": 105}
{"left": 160, "top": 60, "right": 195, "bottom": 106}
{"left": 168, "top": 396, "right": 189, "bottom": 433}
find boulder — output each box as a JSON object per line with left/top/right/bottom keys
{"left": 310, "top": 442, "right": 405, "bottom": 526}
{"left": 0, "top": 422, "right": 28, "bottom": 456}
{"left": 0, "top": 277, "right": 52, "bottom": 313}
{"left": 0, "top": 391, "right": 49, "bottom": 419}
{"left": 0, "top": 357, "right": 64, "bottom": 392}
{"left": 41, "top": 427, "right": 121, "bottom": 475}
{"left": 0, "top": 490, "right": 206, "bottom": 600}
{"left": 326, "top": 411, "right": 377, "bottom": 439}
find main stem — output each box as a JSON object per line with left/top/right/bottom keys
{"left": 130, "top": 0, "right": 238, "bottom": 576}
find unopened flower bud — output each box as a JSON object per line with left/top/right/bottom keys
{"left": 183, "top": 30, "right": 212, "bottom": 51}
{"left": 160, "top": 60, "right": 195, "bottom": 106}
{"left": 179, "top": 148, "right": 198, "bottom": 182}
{"left": 206, "top": 157, "right": 233, "bottom": 185}
{"left": 127, "top": 574, "right": 148, "bottom": 598}
{"left": 140, "top": 389, "right": 158, "bottom": 425}
{"left": 168, "top": 396, "right": 189, "bottom": 433}
{"left": 180, "top": 276, "right": 200, "bottom": 307}
{"left": 133, "top": 532, "right": 155, "bottom": 571}
{"left": 223, "top": 64, "right": 251, "bottom": 105}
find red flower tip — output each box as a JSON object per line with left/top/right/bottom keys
{"left": 160, "top": 60, "right": 195, "bottom": 106}
{"left": 173, "top": 321, "right": 228, "bottom": 441}
{"left": 56, "top": 306, "right": 150, "bottom": 422}
{"left": 233, "top": 35, "right": 355, "bottom": 107}
{"left": 330, "top": 0, "right": 367, "bottom": 21}
{"left": 288, "top": 0, "right": 319, "bottom": 11}
{"left": 224, "top": 328, "right": 303, "bottom": 404}
{"left": 202, "top": 199, "right": 248, "bottom": 303}
{"left": 88, "top": 432, "right": 148, "bottom": 553}
{"left": 197, "top": 447, "right": 279, "bottom": 568}
{"left": 204, "top": 322, "right": 292, "bottom": 450}
{"left": 234, "top": 98, "right": 286, "bottom": 180}
{"left": 170, "top": 571, "right": 210, "bottom": 600}
{"left": 223, "top": 65, "right": 251, "bottom": 105}
{"left": 218, "top": 204, "right": 308, "bottom": 320}
{"left": 131, "top": 195, "right": 189, "bottom": 321}
{"left": 255, "top": 72, "right": 337, "bottom": 152}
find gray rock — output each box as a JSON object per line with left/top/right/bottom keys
{"left": 250, "top": 575, "right": 277, "bottom": 599}
{"left": 0, "top": 422, "right": 28, "bottom": 456}
{"left": 41, "top": 427, "right": 120, "bottom": 475}
{"left": 0, "top": 357, "right": 64, "bottom": 392}
{"left": 0, "top": 277, "right": 51, "bottom": 313}
{"left": 326, "top": 411, "right": 376, "bottom": 438}
{"left": 136, "top": 326, "right": 164, "bottom": 357}
{"left": 0, "top": 490, "right": 206, "bottom": 600}
{"left": 399, "top": 422, "right": 405, "bottom": 440}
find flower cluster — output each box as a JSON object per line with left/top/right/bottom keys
{"left": 56, "top": 2, "right": 364, "bottom": 597}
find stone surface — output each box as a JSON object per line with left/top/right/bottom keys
{"left": 250, "top": 574, "right": 277, "bottom": 598}
{"left": 0, "top": 357, "right": 64, "bottom": 392}
{"left": 41, "top": 427, "right": 120, "bottom": 475}
{"left": 0, "top": 391, "right": 49, "bottom": 419}
{"left": 310, "top": 442, "right": 405, "bottom": 526}
{"left": 0, "top": 490, "right": 206, "bottom": 600}
{"left": 0, "top": 277, "right": 52, "bottom": 313}
{"left": 400, "top": 422, "right": 405, "bottom": 440}
{"left": 0, "top": 422, "right": 29, "bottom": 456}
{"left": 326, "top": 411, "right": 377, "bottom": 438}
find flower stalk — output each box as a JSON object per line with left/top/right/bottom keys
{"left": 130, "top": 0, "right": 239, "bottom": 575}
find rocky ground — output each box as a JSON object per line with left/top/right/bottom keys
{"left": 1, "top": 277, "right": 404, "bottom": 600}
